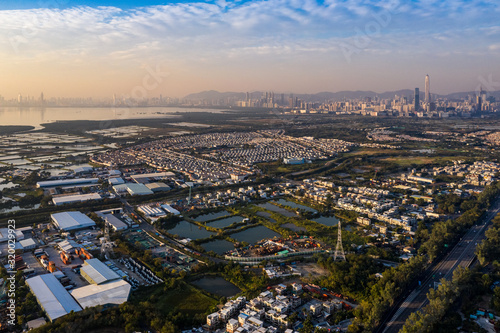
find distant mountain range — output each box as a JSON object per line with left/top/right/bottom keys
{"left": 183, "top": 89, "right": 500, "bottom": 102}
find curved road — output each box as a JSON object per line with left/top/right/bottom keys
{"left": 380, "top": 197, "right": 500, "bottom": 333}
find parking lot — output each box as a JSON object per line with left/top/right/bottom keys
{"left": 63, "top": 266, "right": 89, "bottom": 288}
{"left": 114, "top": 257, "right": 163, "bottom": 290}
{"left": 22, "top": 253, "right": 45, "bottom": 276}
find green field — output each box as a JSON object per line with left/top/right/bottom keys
{"left": 131, "top": 282, "right": 218, "bottom": 316}
{"left": 379, "top": 155, "right": 467, "bottom": 167}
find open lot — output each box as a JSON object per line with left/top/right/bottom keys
{"left": 22, "top": 252, "right": 45, "bottom": 276}
{"left": 294, "top": 262, "right": 329, "bottom": 278}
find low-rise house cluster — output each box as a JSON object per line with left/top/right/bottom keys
{"left": 432, "top": 160, "right": 499, "bottom": 186}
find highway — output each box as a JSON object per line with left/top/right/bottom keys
{"left": 380, "top": 197, "right": 500, "bottom": 333}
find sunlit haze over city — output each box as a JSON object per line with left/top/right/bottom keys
{"left": 0, "top": 0, "right": 499, "bottom": 98}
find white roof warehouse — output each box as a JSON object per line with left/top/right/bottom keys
{"left": 80, "top": 258, "right": 121, "bottom": 285}
{"left": 51, "top": 211, "right": 96, "bottom": 231}
{"left": 70, "top": 280, "right": 131, "bottom": 309}
{"left": 26, "top": 274, "right": 82, "bottom": 321}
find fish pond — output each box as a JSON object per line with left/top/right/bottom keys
{"left": 230, "top": 225, "right": 281, "bottom": 244}
{"left": 205, "top": 215, "right": 244, "bottom": 229}
{"left": 201, "top": 240, "right": 235, "bottom": 255}
{"left": 194, "top": 211, "right": 230, "bottom": 222}
{"left": 163, "top": 221, "right": 214, "bottom": 240}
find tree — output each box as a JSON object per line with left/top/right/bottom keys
{"left": 299, "top": 315, "right": 314, "bottom": 333}
{"left": 491, "top": 287, "right": 500, "bottom": 313}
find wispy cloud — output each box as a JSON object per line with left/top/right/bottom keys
{"left": 0, "top": 0, "right": 498, "bottom": 96}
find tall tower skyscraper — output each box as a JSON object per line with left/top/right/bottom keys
{"left": 476, "top": 86, "right": 483, "bottom": 113}
{"left": 414, "top": 88, "right": 419, "bottom": 111}
{"left": 424, "top": 74, "right": 430, "bottom": 106}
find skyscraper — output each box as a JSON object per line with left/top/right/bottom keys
{"left": 424, "top": 74, "right": 430, "bottom": 106}
{"left": 414, "top": 88, "right": 419, "bottom": 111}
{"left": 476, "top": 86, "right": 483, "bottom": 113}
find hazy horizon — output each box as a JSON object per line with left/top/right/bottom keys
{"left": 0, "top": 0, "right": 499, "bottom": 99}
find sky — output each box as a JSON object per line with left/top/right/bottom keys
{"left": 0, "top": 0, "right": 499, "bottom": 99}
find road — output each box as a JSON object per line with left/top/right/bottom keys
{"left": 380, "top": 197, "right": 500, "bottom": 333}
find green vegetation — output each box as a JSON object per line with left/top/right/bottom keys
{"left": 347, "top": 182, "right": 500, "bottom": 332}
{"left": 315, "top": 254, "right": 384, "bottom": 300}
{"left": 348, "top": 255, "right": 428, "bottom": 332}
{"left": 32, "top": 278, "right": 217, "bottom": 333}
{"left": 476, "top": 214, "right": 500, "bottom": 265}
{"left": 0, "top": 268, "right": 43, "bottom": 330}
{"left": 400, "top": 267, "right": 473, "bottom": 333}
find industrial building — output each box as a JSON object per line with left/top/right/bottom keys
{"left": 283, "top": 157, "right": 305, "bottom": 165}
{"left": 130, "top": 172, "right": 175, "bottom": 184}
{"left": 108, "top": 170, "right": 121, "bottom": 176}
{"left": 108, "top": 177, "right": 125, "bottom": 185}
{"left": 36, "top": 178, "right": 99, "bottom": 188}
{"left": 0, "top": 228, "right": 24, "bottom": 243}
{"left": 26, "top": 274, "right": 82, "bottom": 321}
{"left": 52, "top": 193, "right": 102, "bottom": 206}
{"left": 138, "top": 205, "right": 165, "bottom": 217}
{"left": 161, "top": 204, "right": 180, "bottom": 215}
{"left": 145, "top": 182, "right": 171, "bottom": 192}
{"left": 112, "top": 183, "right": 154, "bottom": 195}
{"left": 51, "top": 211, "right": 96, "bottom": 231}
{"left": 18, "top": 238, "right": 37, "bottom": 250}
{"left": 70, "top": 279, "right": 131, "bottom": 309}
{"left": 80, "top": 258, "right": 121, "bottom": 285}
{"left": 57, "top": 239, "right": 81, "bottom": 253}
{"left": 125, "top": 183, "right": 154, "bottom": 196}
{"left": 74, "top": 166, "right": 93, "bottom": 175}
{"left": 103, "top": 214, "right": 128, "bottom": 231}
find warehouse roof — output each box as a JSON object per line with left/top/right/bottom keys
{"left": 52, "top": 193, "right": 102, "bottom": 206}
{"left": 51, "top": 212, "right": 96, "bottom": 231}
{"left": 126, "top": 183, "right": 154, "bottom": 196}
{"left": 36, "top": 178, "right": 99, "bottom": 188}
{"left": 103, "top": 214, "right": 128, "bottom": 231}
{"left": 108, "top": 177, "right": 125, "bottom": 185}
{"left": 145, "top": 182, "right": 171, "bottom": 192}
{"left": 19, "top": 238, "right": 36, "bottom": 248}
{"left": 70, "top": 280, "right": 131, "bottom": 309}
{"left": 161, "top": 204, "right": 180, "bottom": 215}
{"left": 0, "top": 228, "right": 24, "bottom": 243}
{"left": 130, "top": 172, "right": 175, "bottom": 183}
{"left": 81, "top": 258, "right": 120, "bottom": 285}
{"left": 57, "top": 239, "right": 80, "bottom": 252}
{"left": 26, "top": 274, "right": 82, "bottom": 321}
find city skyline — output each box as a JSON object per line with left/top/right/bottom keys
{"left": 0, "top": 0, "right": 499, "bottom": 98}
{"left": 4, "top": 81, "right": 498, "bottom": 105}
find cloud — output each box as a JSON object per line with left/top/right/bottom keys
{"left": 0, "top": 0, "right": 498, "bottom": 96}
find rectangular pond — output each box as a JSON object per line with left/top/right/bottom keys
{"left": 281, "top": 223, "right": 307, "bottom": 232}
{"left": 163, "top": 221, "right": 214, "bottom": 240}
{"left": 256, "top": 211, "right": 277, "bottom": 223}
{"left": 275, "top": 199, "right": 317, "bottom": 213}
{"left": 230, "top": 225, "right": 281, "bottom": 244}
{"left": 201, "top": 240, "right": 235, "bottom": 255}
{"left": 194, "top": 210, "right": 230, "bottom": 222}
{"left": 257, "top": 202, "right": 296, "bottom": 217}
{"left": 311, "top": 216, "right": 339, "bottom": 227}
{"left": 191, "top": 276, "right": 241, "bottom": 297}
{"left": 206, "top": 216, "right": 244, "bottom": 229}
